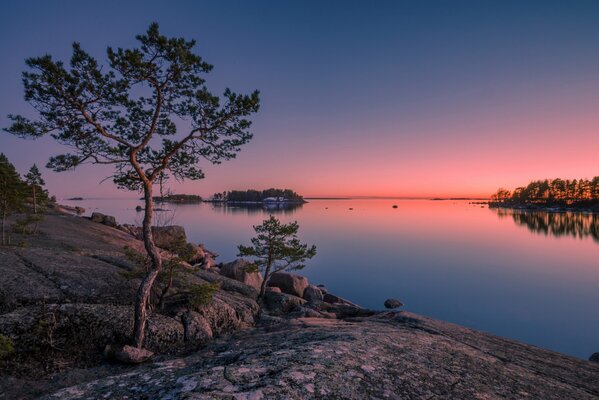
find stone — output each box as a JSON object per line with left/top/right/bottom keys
{"left": 114, "top": 345, "right": 154, "bottom": 364}
{"left": 220, "top": 259, "right": 263, "bottom": 291}
{"left": 288, "top": 306, "right": 324, "bottom": 318}
{"left": 303, "top": 285, "right": 324, "bottom": 303}
{"left": 265, "top": 286, "right": 281, "bottom": 294}
{"left": 267, "top": 272, "right": 308, "bottom": 297}
{"left": 151, "top": 226, "right": 187, "bottom": 251}
{"left": 262, "top": 291, "right": 306, "bottom": 315}
{"left": 317, "top": 284, "right": 328, "bottom": 294}
{"left": 590, "top": 352, "right": 599, "bottom": 363}
{"left": 90, "top": 212, "right": 117, "bottom": 227}
{"left": 384, "top": 298, "right": 404, "bottom": 309}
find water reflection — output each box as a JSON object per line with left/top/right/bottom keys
{"left": 493, "top": 208, "right": 599, "bottom": 242}
{"left": 208, "top": 202, "right": 303, "bottom": 215}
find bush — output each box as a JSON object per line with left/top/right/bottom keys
{"left": 0, "top": 334, "right": 14, "bottom": 359}
{"left": 189, "top": 281, "right": 221, "bottom": 309}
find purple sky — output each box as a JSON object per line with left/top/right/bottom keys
{"left": 2, "top": 0, "right": 599, "bottom": 198}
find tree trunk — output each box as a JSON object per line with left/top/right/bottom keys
{"left": 32, "top": 186, "right": 37, "bottom": 214}
{"left": 132, "top": 181, "right": 163, "bottom": 348}
{"left": 1, "top": 207, "right": 5, "bottom": 246}
{"left": 259, "top": 263, "right": 272, "bottom": 298}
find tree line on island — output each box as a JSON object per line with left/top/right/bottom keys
{"left": 491, "top": 177, "right": 599, "bottom": 208}
{"left": 210, "top": 188, "right": 305, "bottom": 203}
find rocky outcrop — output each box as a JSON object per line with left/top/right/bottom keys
{"left": 302, "top": 285, "right": 323, "bottom": 303}
{"left": 267, "top": 272, "right": 308, "bottom": 297}
{"left": 149, "top": 225, "right": 187, "bottom": 251}
{"left": 42, "top": 313, "right": 599, "bottom": 400}
{"left": 90, "top": 212, "right": 117, "bottom": 227}
{"left": 219, "top": 259, "right": 263, "bottom": 291}
{"left": 0, "top": 210, "right": 260, "bottom": 392}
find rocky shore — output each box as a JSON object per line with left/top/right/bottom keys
{"left": 1, "top": 208, "right": 598, "bottom": 399}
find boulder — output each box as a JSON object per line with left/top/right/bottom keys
{"left": 267, "top": 272, "right": 308, "bottom": 297}
{"left": 151, "top": 225, "right": 187, "bottom": 250}
{"left": 262, "top": 291, "right": 306, "bottom": 315}
{"left": 114, "top": 345, "right": 154, "bottom": 364}
{"left": 220, "top": 259, "right": 263, "bottom": 291}
{"left": 590, "top": 353, "right": 599, "bottom": 363}
{"left": 265, "top": 286, "right": 281, "bottom": 294}
{"left": 303, "top": 285, "right": 324, "bottom": 303}
{"left": 328, "top": 303, "right": 376, "bottom": 319}
{"left": 317, "top": 284, "right": 328, "bottom": 294}
{"left": 90, "top": 212, "right": 117, "bottom": 227}
{"left": 384, "top": 298, "right": 404, "bottom": 309}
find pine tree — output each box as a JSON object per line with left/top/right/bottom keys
{"left": 24, "top": 164, "right": 46, "bottom": 214}
{"left": 0, "top": 154, "right": 26, "bottom": 245}
{"left": 238, "top": 216, "right": 317, "bottom": 297}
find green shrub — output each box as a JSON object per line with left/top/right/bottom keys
{"left": 0, "top": 334, "right": 14, "bottom": 359}
{"left": 189, "top": 281, "right": 221, "bottom": 309}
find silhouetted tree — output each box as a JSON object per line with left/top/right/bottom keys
{"left": 5, "top": 23, "right": 260, "bottom": 348}
{"left": 24, "top": 164, "right": 46, "bottom": 214}
{"left": 238, "top": 215, "right": 316, "bottom": 297}
{"left": 0, "top": 154, "right": 26, "bottom": 245}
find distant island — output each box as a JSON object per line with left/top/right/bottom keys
{"left": 207, "top": 188, "right": 306, "bottom": 204}
{"left": 151, "top": 194, "right": 203, "bottom": 203}
{"left": 489, "top": 177, "right": 599, "bottom": 212}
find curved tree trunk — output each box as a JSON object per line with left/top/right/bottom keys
{"left": 132, "top": 182, "right": 163, "bottom": 348}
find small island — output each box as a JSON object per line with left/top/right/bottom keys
{"left": 150, "top": 194, "right": 203, "bottom": 203}
{"left": 207, "top": 188, "right": 306, "bottom": 204}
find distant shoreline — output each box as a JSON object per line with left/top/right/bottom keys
{"left": 489, "top": 202, "right": 599, "bottom": 214}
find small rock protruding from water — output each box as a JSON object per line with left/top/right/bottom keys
{"left": 135, "top": 205, "right": 143, "bottom": 212}
{"left": 384, "top": 298, "right": 404, "bottom": 309}
{"left": 392, "top": 205, "right": 398, "bottom": 208}
{"left": 590, "top": 352, "right": 599, "bottom": 363}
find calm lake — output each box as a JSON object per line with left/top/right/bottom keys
{"left": 62, "top": 198, "right": 599, "bottom": 359}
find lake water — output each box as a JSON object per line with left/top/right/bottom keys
{"left": 61, "top": 198, "right": 599, "bottom": 359}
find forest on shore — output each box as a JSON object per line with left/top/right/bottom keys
{"left": 490, "top": 177, "right": 599, "bottom": 209}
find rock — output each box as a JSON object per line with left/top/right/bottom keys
{"left": 114, "top": 345, "right": 154, "bottom": 364}
{"left": 288, "top": 306, "right": 325, "bottom": 318}
{"left": 323, "top": 293, "right": 361, "bottom": 308}
{"left": 327, "top": 303, "right": 376, "bottom": 318}
{"left": 262, "top": 291, "right": 306, "bottom": 315}
{"left": 266, "top": 286, "right": 281, "bottom": 294}
{"left": 303, "top": 285, "right": 324, "bottom": 303}
{"left": 384, "top": 298, "right": 404, "bottom": 309}
{"left": 317, "top": 284, "right": 328, "bottom": 294}
{"left": 268, "top": 272, "right": 308, "bottom": 297}
{"left": 590, "top": 352, "right": 599, "bottom": 363}
{"left": 182, "top": 311, "right": 213, "bottom": 343}
{"left": 90, "top": 212, "right": 117, "bottom": 227}
{"left": 45, "top": 312, "right": 599, "bottom": 400}
{"left": 220, "top": 259, "right": 263, "bottom": 291}
{"left": 151, "top": 226, "right": 187, "bottom": 251}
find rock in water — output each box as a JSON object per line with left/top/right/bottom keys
{"left": 220, "top": 259, "right": 263, "bottom": 291}
{"left": 384, "top": 298, "right": 404, "bottom": 309}
{"left": 303, "top": 285, "right": 324, "bottom": 303}
{"left": 590, "top": 352, "right": 599, "bottom": 363}
{"left": 268, "top": 272, "right": 308, "bottom": 297}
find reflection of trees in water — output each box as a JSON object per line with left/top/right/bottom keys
{"left": 210, "top": 202, "right": 303, "bottom": 215}
{"left": 493, "top": 208, "right": 599, "bottom": 242}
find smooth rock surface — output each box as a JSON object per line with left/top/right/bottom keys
{"left": 43, "top": 312, "right": 599, "bottom": 400}
{"left": 267, "top": 272, "right": 308, "bottom": 297}
{"left": 302, "top": 284, "right": 324, "bottom": 303}
{"left": 219, "top": 259, "right": 263, "bottom": 291}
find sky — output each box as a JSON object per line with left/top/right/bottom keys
{"left": 1, "top": 0, "right": 599, "bottom": 199}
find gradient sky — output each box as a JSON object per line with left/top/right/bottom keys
{"left": 1, "top": 0, "right": 599, "bottom": 198}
